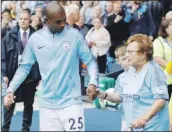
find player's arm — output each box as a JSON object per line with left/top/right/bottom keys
{"left": 6, "top": 36, "right": 36, "bottom": 93}
{"left": 77, "top": 33, "right": 99, "bottom": 100}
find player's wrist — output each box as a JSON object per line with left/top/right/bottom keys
{"left": 143, "top": 114, "right": 151, "bottom": 122}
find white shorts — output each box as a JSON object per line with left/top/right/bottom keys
{"left": 40, "top": 104, "right": 85, "bottom": 131}
{"left": 121, "top": 120, "right": 128, "bottom": 131}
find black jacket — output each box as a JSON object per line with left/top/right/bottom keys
{"left": 1, "top": 25, "right": 41, "bottom": 82}
{"left": 1, "top": 27, "right": 11, "bottom": 39}
{"left": 106, "top": 13, "right": 129, "bottom": 43}
{"left": 145, "top": 1, "right": 163, "bottom": 36}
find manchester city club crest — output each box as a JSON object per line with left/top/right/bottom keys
{"left": 61, "top": 41, "right": 71, "bottom": 50}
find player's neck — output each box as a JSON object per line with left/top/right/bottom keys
{"left": 48, "top": 26, "right": 56, "bottom": 34}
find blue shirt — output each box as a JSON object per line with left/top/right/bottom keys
{"left": 7, "top": 25, "right": 99, "bottom": 109}
{"left": 115, "top": 61, "right": 170, "bottom": 131}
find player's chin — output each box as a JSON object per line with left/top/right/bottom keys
{"left": 57, "top": 28, "right": 64, "bottom": 32}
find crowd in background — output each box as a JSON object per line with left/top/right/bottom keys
{"left": 1, "top": 0, "right": 172, "bottom": 131}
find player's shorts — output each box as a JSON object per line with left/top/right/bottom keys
{"left": 121, "top": 120, "right": 128, "bottom": 131}
{"left": 40, "top": 104, "right": 85, "bottom": 131}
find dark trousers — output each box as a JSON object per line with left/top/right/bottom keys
{"left": 168, "top": 84, "right": 172, "bottom": 101}
{"left": 2, "top": 81, "right": 37, "bottom": 132}
{"left": 97, "top": 54, "right": 107, "bottom": 74}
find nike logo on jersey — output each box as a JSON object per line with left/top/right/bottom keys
{"left": 38, "top": 45, "right": 45, "bottom": 49}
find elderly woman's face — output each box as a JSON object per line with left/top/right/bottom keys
{"left": 166, "top": 21, "right": 172, "bottom": 36}
{"left": 126, "top": 41, "right": 145, "bottom": 67}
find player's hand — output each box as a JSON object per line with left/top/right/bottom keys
{"left": 86, "top": 84, "right": 98, "bottom": 100}
{"left": 4, "top": 92, "right": 15, "bottom": 109}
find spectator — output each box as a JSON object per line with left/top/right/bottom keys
{"left": 34, "top": 6, "right": 43, "bottom": 18}
{"left": 98, "top": 1, "right": 107, "bottom": 17}
{"left": 2, "top": 9, "right": 11, "bottom": 21}
{"left": 23, "top": 8, "right": 31, "bottom": 14}
{"left": 124, "top": 1, "right": 156, "bottom": 40}
{"left": 15, "top": 1, "right": 38, "bottom": 18}
{"left": 159, "top": 0, "right": 171, "bottom": 15}
{"left": 93, "top": 5, "right": 105, "bottom": 23}
{"left": 5, "top": 2, "right": 13, "bottom": 11}
{"left": 24, "top": 1, "right": 39, "bottom": 14}
{"left": 70, "top": 0, "right": 82, "bottom": 9}
{"left": 1, "top": 11, "right": 41, "bottom": 131}
{"left": 2, "top": 1, "right": 11, "bottom": 12}
{"left": 58, "top": 0, "right": 70, "bottom": 11}
{"left": 66, "top": 4, "right": 80, "bottom": 29}
{"left": 145, "top": 1, "right": 164, "bottom": 37}
{"left": 36, "top": 1, "right": 50, "bottom": 8}
{"left": 165, "top": 11, "right": 172, "bottom": 20}
{"left": 86, "top": 17, "right": 111, "bottom": 73}
{"left": 122, "top": 1, "right": 133, "bottom": 8}
{"left": 75, "top": 16, "right": 89, "bottom": 37}
{"left": 16, "top": 1, "right": 25, "bottom": 17}
{"left": 80, "top": 1, "right": 95, "bottom": 29}
{"left": 1, "top": 9, "right": 15, "bottom": 29}
{"left": 1, "top": 18, "right": 11, "bottom": 39}
{"left": 153, "top": 19, "right": 172, "bottom": 100}
{"left": 34, "top": 6, "right": 44, "bottom": 23}
{"left": 16, "top": 2, "right": 32, "bottom": 20}
{"left": 106, "top": 1, "right": 129, "bottom": 58}
{"left": 104, "top": 1, "right": 114, "bottom": 26}
{"left": 31, "top": 15, "right": 43, "bottom": 30}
